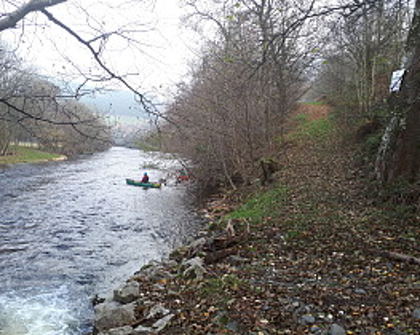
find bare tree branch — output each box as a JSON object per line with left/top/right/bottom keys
{"left": 0, "top": 97, "right": 94, "bottom": 125}
{"left": 0, "top": 0, "right": 67, "bottom": 32}
{"left": 40, "top": 8, "right": 178, "bottom": 126}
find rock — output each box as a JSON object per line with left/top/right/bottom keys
{"left": 132, "top": 325, "right": 155, "bottom": 334}
{"left": 226, "top": 320, "right": 239, "bottom": 332}
{"left": 329, "top": 323, "right": 346, "bottom": 335}
{"left": 137, "top": 264, "right": 174, "bottom": 282}
{"left": 94, "top": 301, "right": 136, "bottom": 332}
{"left": 113, "top": 280, "right": 140, "bottom": 304}
{"left": 188, "top": 237, "right": 207, "bottom": 252}
{"left": 99, "top": 326, "right": 133, "bottom": 335}
{"left": 162, "top": 259, "right": 178, "bottom": 269}
{"left": 182, "top": 257, "right": 206, "bottom": 280}
{"left": 131, "top": 311, "right": 174, "bottom": 334}
{"left": 299, "top": 314, "right": 316, "bottom": 325}
{"left": 310, "top": 325, "right": 322, "bottom": 334}
{"left": 146, "top": 304, "right": 170, "bottom": 319}
{"left": 413, "top": 308, "right": 420, "bottom": 320}
{"left": 153, "top": 313, "right": 175, "bottom": 332}
{"left": 354, "top": 288, "right": 367, "bottom": 295}
{"left": 152, "top": 283, "right": 165, "bottom": 291}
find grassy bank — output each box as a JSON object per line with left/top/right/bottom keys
{"left": 0, "top": 146, "right": 65, "bottom": 165}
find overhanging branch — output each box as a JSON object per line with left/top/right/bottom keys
{"left": 0, "top": 0, "right": 67, "bottom": 32}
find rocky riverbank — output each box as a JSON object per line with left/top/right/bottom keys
{"left": 93, "top": 188, "right": 419, "bottom": 334}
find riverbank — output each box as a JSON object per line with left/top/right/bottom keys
{"left": 93, "top": 105, "right": 419, "bottom": 334}
{"left": 0, "top": 145, "right": 66, "bottom": 165}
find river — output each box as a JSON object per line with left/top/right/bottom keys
{"left": 0, "top": 147, "right": 198, "bottom": 335}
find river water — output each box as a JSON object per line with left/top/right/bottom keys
{"left": 0, "top": 147, "right": 198, "bottom": 335}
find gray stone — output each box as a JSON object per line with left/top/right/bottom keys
{"left": 132, "top": 325, "right": 155, "bottom": 334}
{"left": 188, "top": 237, "right": 207, "bottom": 252}
{"left": 182, "top": 257, "right": 206, "bottom": 280}
{"left": 162, "top": 260, "right": 178, "bottom": 269}
{"left": 310, "top": 325, "right": 322, "bottom": 334}
{"left": 153, "top": 313, "right": 175, "bottom": 332}
{"left": 413, "top": 308, "right": 420, "bottom": 320}
{"left": 354, "top": 288, "right": 367, "bottom": 295}
{"left": 146, "top": 304, "right": 170, "bottom": 319}
{"left": 113, "top": 281, "right": 140, "bottom": 304}
{"left": 226, "top": 320, "right": 239, "bottom": 332}
{"left": 94, "top": 301, "right": 136, "bottom": 332}
{"left": 136, "top": 262, "right": 174, "bottom": 282}
{"left": 299, "top": 314, "right": 316, "bottom": 325}
{"left": 329, "top": 324, "right": 346, "bottom": 335}
{"left": 99, "top": 326, "right": 133, "bottom": 335}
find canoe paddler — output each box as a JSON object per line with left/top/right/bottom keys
{"left": 141, "top": 172, "right": 149, "bottom": 183}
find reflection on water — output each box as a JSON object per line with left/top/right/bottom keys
{"left": 0, "top": 147, "right": 197, "bottom": 334}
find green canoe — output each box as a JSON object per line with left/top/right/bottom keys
{"left": 126, "top": 178, "right": 161, "bottom": 188}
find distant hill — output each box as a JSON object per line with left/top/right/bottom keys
{"left": 81, "top": 90, "right": 150, "bottom": 121}
{"left": 81, "top": 90, "right": 160, "bottom": 146}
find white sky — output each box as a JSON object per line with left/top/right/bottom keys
{"left": 1, "top": 0, "right": 200, "bottom": 102}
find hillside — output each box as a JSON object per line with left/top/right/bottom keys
{"left": 82, "top": 90, "right": 149, "bottom": 119}
{"left": 94, "top": 103, "right": 419, "bottom": 334}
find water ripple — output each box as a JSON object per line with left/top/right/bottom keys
{"left": 0, "top": 147, "right": 197, "bottom": 334}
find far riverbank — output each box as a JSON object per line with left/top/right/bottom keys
{"left": 0, "top": 145, "right": 67, "bottom": 165}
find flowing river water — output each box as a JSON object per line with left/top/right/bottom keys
{"left": 0, "top": 147, "right": 199, "bottom": 335}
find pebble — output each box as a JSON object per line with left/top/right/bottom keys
{"left": 299, "top": 314, "right": 316, "bottom": 325}
{"left": 226, "top": 320, "right": 239, "bottom": 332}
{"left": 310, "top": 325, "right": 322, "bottom": 333}
{"left": 413, "top": 308, "right": 420, "bottom": 320}
{"left": 354, "top": 288, "right": 367, "bottom": 295}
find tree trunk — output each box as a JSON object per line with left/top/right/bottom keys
{"left": 375, "top": 1, "right": 420, "bottom": 183}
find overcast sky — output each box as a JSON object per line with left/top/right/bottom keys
{"left": 1, "top": 0, "right": 200, "bottom": 102}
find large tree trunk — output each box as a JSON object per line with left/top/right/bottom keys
{"left": 375, "top": 1, "right": 420, "bottom": 183}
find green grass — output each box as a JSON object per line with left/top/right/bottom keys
{"left": 302, "top": 101, "right": 326, "bottom": 106}
{"left": 200, "top": 274, "right": 244, "bottom": 298}
{"left": 0, "top": 146, "right": 64, "bottom": 164}
{"left": 289, "top": 114, "right": 334, "bottom": 142}
{"left": 226, "top": 186, "right": 288, "bottom": 223}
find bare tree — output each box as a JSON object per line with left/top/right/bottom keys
{"left": 162, "top": 0, "right": 325, "bottom": 192}
{"left": 0, "top": 0, "right": 166, "bottom": 139}
{"left": 314, "top": 0, "right": 410, "bottom": 124}
{"left": 375, "top": 0, "right": 420, "bottom": 183}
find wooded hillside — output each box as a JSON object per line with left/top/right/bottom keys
{"left": 161, "top": 0, "right": 420, "bottom": 198}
